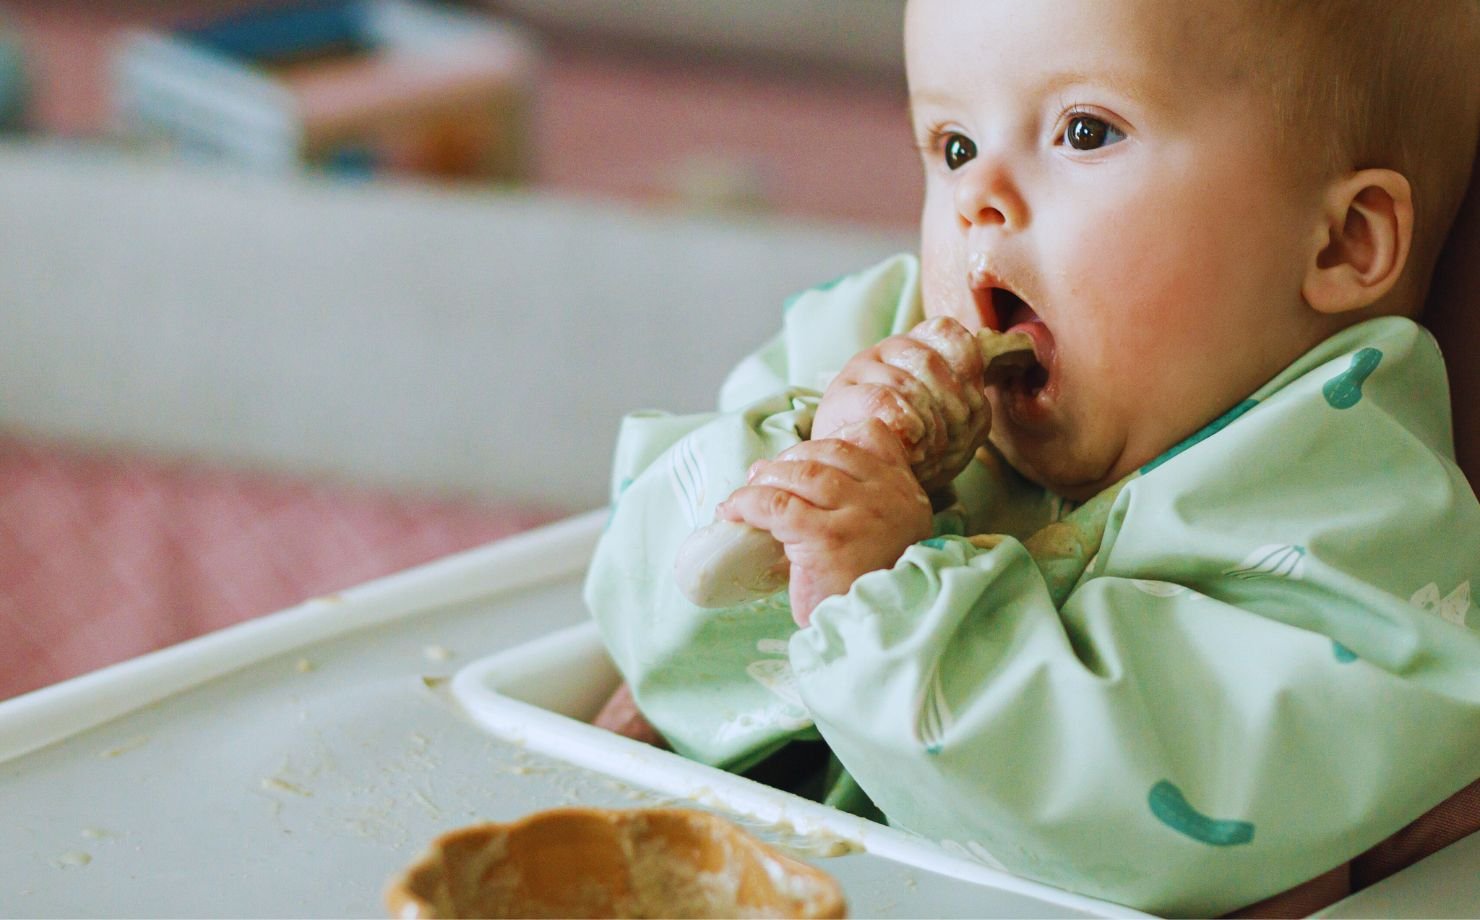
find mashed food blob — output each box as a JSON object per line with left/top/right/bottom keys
{"left": 384, "top": 807, "right": 846, "bottom": 919}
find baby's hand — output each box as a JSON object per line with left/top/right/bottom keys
{"left": 811, "top": 316, "right": 991, "bottom": 496}
{"left": 717, "top": 419, "right": 932, "bottom": 626}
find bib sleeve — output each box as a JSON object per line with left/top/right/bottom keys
{"left": 789, "top": 318, "right": 1480, "bottom": 916}
{"left": 586, "top": 254, "right": 929, "bottom": 769}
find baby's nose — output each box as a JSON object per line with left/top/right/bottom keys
{"left": 953, "top": 157, "right": 1027, "bottom": 231}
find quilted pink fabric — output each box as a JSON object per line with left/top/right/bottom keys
{"left": 0, "top": 434, "right": 558, "bottom": 701}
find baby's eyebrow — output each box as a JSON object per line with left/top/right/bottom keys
{"left": 1036, "top": 68, "right": 1162, "bottom": 110}
{"left": 908, "top": 70, "right": 1165, "bottom": 127}
{"left": 907, "top": 89, "right": 955, "bottom": 127}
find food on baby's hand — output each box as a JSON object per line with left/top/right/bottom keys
{"left": 674, "top": 324, "right": 1037, "bottom": 609}
{"left": 674, "top": 518, "right": 790, "bottom": 609}
{"left": 384, "top": 807, "right": 846, "bottom": 919}
{"left": 901, "top": 324, "right": 1035, "bottom": 491}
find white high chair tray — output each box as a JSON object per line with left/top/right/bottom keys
{"left": 0, "top": 513, "right": 1469, "bottom": 917}
{"left": 450, "top": 620, "right": 1142, "bottom": 918}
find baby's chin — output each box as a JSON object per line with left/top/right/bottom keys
{"left": 988, "top": 428, "right": 1126, "bottom": 502}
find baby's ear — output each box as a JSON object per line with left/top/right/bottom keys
{"left": 1302, "top": 169, "right": 1414, "bottom": 315}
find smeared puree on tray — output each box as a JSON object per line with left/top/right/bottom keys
{"left": 385, "top": 807, "right": 846, "bottom": 918}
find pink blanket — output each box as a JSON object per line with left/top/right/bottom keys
{"left": 0, "top": 434, "right": 558, "bottom": 701}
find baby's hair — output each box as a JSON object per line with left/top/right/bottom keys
{"left": 1246, "top": 0, "right": 1479, "bottom": 311}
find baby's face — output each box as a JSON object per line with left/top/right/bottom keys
{"left": 908, "top": 0, "right": 1336, "bottom": 499}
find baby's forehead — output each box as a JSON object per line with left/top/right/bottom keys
{"left": 906, "top": 0, "right": 1267, "bottom": 109}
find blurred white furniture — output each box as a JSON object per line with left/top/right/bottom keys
{"left": 0, "top": 141, "right": 909, "bottom": 509}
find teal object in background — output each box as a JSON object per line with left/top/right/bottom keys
{"left": 0, "top": 21, "right": 28, "bottom": 132}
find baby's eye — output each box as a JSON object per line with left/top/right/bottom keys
{"left": 943, "top": 133, "right": 976, "bottom": 170}
{"left": 1064, "top": 114, "right": 1125, "bottom": 150}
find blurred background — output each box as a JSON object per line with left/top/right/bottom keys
{"left": 0, "top": 0, "right": 917, "bottom": 223}
{"left": 0, "top": 1, "right": 917, "bottom": 699}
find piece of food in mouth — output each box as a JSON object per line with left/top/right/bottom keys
{"left": 978, "top": 329, "right": 1037, "bottom": 385}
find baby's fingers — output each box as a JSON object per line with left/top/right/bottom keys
{"left": 764, "top": 423, "right": 911, "bottom": 482}
{"left": 873, "top": 339, "right": 959, "bottom": 452}
{"left": 718, "top": 483, "right": 826, "bottom": 546}
{"left": 829, "top": 418, "right": 914, "bottom": 468}
{"left": 908, "top": 316, "right": 985, "bottom": 382}
{"left": 745, "top": 454, "right": 859, "bottom": 510}
{"left": 815, "top": 382, "right": 928, "bottom": 448}
{"left": 885, "top": 330, "right": 983, "bottom": 432}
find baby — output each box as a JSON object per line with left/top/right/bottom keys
{"left": 587, "top": 0, "right": 1480, "bottom": 916}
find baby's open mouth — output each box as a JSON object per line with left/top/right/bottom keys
{"left": 976, "top": 285, "right": 1053, "bottom": 398}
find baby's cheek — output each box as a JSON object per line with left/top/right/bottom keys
{"left": 1072, "top": 221, "right": 1209, "bottom": 334}
{"left": 918, "top": 243, "right": 968, "bottom": 323}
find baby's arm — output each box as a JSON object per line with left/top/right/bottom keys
{"left": 789, "top": 529, "right": 1480, "bottom": 917}
{"left": 782, "top": 316, "right": 1480, "bottom": 915}
{"left": 589, "top": 254, "right": 1031, "bottom": 767}
{"left": 601, "top": 321, "right": 979, "bottom": 734}
{"left": 717, "top": 316, "right": 1010, "bottom": 622}
{"left": 693, "top": 317, "right": 1026, "bottom": 618}
{"left": 588, "top": 256, "right": 925, "bottom": 759}
{"left": 585, "top": 386, "right": 821, "bottom": 766}
{"left": 811, "top": 316, "right": 996, "bottom": 497}
{"left": 592, "top": 681, "right": 667, "bottom": 748}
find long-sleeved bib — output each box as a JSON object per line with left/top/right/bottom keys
{"left": 584, "top": 253, "right": 1480, "bottom": 916}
